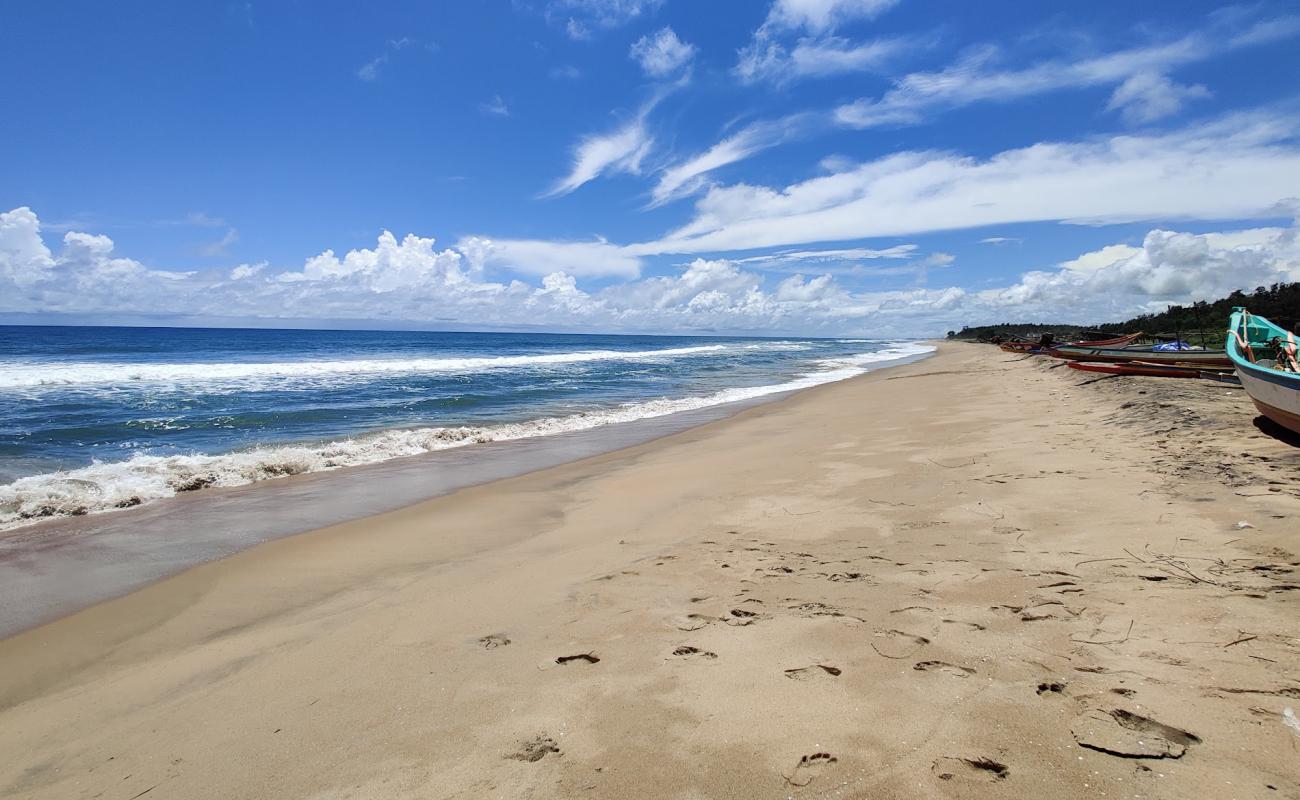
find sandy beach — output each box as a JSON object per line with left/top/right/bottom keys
{"left": 2, "top": 341, "right": 1298, "bottom": 799}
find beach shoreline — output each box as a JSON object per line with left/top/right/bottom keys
{"left": 2, "top": 342, "right": 1298, "bottom": 799}
{"left": 0, "top": 348, "right": 933, "bottom": 638}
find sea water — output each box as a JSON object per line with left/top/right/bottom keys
{"left": 0, "top": 326, "right": 932, "bottom": 529}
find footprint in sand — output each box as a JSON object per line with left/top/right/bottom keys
{"left": 1036, "top": 681, "right": 1067, "bottom": 695}
{"left": 670, "top": 613, "right": 716, "bottom": 631}
{"left": 913, "top": 660, "right": 975, "bottom": 677}
{"left": 724, "top": 608, "right": 762, "bottom": 626}
{"left": 784, "top": 664, "right": 842, "bottom": 681}
{"left": 672, "top": 645, "right": 718, "bottom": 660}
{"left": 870, "top": 629, "right": 931, "bottom": 659}
{"left": 479, "top": 633, "right": 511, "bottom": 649}
{"left": 932, "top": 756, "right": 1009, "bottom": 782}
{"left": 1071, "top": 708, "right": 1200, "bottom": 759}
{"left": 784, "top": 752, "right": 838, "bottom": 787}
{"left": 507, "top": 735, "right": 561, "bottom": 762}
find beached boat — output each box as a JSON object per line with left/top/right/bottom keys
{"left": 1046, "top": 344, "right": 1232, "bottom": 367}
{"left": 1000, "top": 332, "right": 1141, "bottom": 353}
{"left": 1066, "top": 361, "right": 1238, "bottom": 382}
{"left": 1227, "top": 308, "right": 1300, "bottom": 433}
{"left": 1074, "top": 332, "right": 1143, "bottom": 347}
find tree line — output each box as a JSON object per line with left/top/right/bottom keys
{"left": 947, "top": 282, "right": 1300, "bottom": 342}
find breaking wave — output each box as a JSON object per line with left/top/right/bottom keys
{"left": 0, "top": 342, "right": 933, "bottom": 529}
{"left": 0, "top": 344, "right": 739, "bottom": 390}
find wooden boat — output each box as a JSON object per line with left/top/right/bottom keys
{"left": 1066, "top": 361, "right": 1237, "bottom": 382}
{"left": 1002, "top": 332, "right": 1141, "bottom": 353}
{"left": 1074, "top": 332, "right": 1143, "bottom": 347}
{"left": 1227, "top": 308, "right": 1300, "bottom": 434}
{"left": 1046, "top": 344, "right": 1231, "bottom": 367}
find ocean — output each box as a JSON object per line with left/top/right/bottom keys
{"left": 0, "top": 326, "right": 932, "bottom": 529}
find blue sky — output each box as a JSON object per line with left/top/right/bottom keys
{"left": 3, "top": 0, "right": 1300, "bottom": 335}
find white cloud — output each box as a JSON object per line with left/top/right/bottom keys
{"left": 548, "top": 0, "right": 664, "bottom": 40}
{"left": 762, "top": 0, "right": 900, "bottom": 34}
{"left": 734, "top": 244, "right": 917, "bottom": 265}
{"left": 835, "top": 12, "right": 1296, "bottom": 128}
{"left": 736, "top": 0, "right": 904, "bottom": 85}
{"left": 229, "top": 263, "right": 264, "bottom": 280}
{"left": 965, "top": 225, "right": 1300, "bottom": 323}
{"left": 651, "top": 114, "right": 815, "bottom": 205}
{"left": 629, "top": 27, "right": 696, "bottom": 77}
{"left": 640, "top": 112, "right": 1300, "bottom": 255}
{"left": 457, "top": 235, "right": 642, "bottom": 279}
{"left": 979, "top": 236, "right": 1022, "bottom": 246}
{"left": 479, "top": 94, "right": 511, "bottom": 117}
{"left": 0, "top": 207, "right": 55, "bottom": 289}
{"left": 1106, "top": 72, "right": 1210, "bottom": 125}
{"left": 545, "top": 114, "right": 653, "bottom": 197}
{"left": 546, "top": 85, "right": 683, "bottom": 198}
{"left": 6, "top": 207, "right": 1300, "bottom": 337}
{"left": 737, "top": 34, "right": 906, "bottom": 84}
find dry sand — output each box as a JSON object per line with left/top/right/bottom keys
{"left": 2, "top": 342, "right": 1298, "bottom": 799}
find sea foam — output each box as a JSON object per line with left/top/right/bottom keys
{"left": 0, "top": 342, "right": 933, "bottom": 529}
{"left": 0, "top": 344, "right": 737, "bottom": 390}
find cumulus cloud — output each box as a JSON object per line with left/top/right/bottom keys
{"left": 4, "top": 207, "right": 1299, "bottom": 337}
{"left": 834, "top": 11, "right": 1296, "bottom": 128}
{"left": 630, "top": 27, "right": 696, "bottom": 77}
{"left": 965, "top": 225, "right": 1300, "bottom": 323}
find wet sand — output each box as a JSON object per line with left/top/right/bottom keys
{"left": 2, "top": 342, "right": 1298, "bottom": 799}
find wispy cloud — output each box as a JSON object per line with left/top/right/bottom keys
{"left": 762, "top": 0, "right": 901, "bottom": 35}
{"left": 479, "top": 94, "right": 511, "bottom": 117}
{"left": 735, "top": 245, "right": 918, "bottom": 265}
{"left": 199, "top": 227, "right": 240, "bottom": 257}
{"left": 546, "top": 0, "right": 664, "bottom": 41}
{"left": 736, "top": 0, "right": 906, "bottom": 85}
{"left": 549, "top": 64, "right": 582, "bottom": 79}
{"left": 979, "top": 236, "right": 1022, "bottom": 246}
{"left": 650, "top": 113, "right": 819, "bottom": 206}
{"left": 639, "top": 110, "right": 1300, "bottom": 255}
{"left": 1106, "top": 72, "right": 1210, "bottom": 124}
{"left": 835, "top": 11, "right": 1299, "bottom": 128}
{"left": 356, "top": 37, "right": 417, "bottom": 82}
{"left": 545, "top": 83, "right": 684, "bottom": 197}
{"left": 545, "top": 113, "right": 654, "bottom": 197}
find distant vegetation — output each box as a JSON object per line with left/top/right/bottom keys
{"left": 948, "top": 282, "right": 1300, "bottom": 344}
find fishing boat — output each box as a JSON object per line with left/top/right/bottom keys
{"left": 1226, "top": 307, "right": 1300, "bottom": 434}
{"left": 1066, "top": 361, "right": 1237, "bottom": 382}
{"left": 1046, "top": 344, "right": 1232, "bottom": 367}
{"left": 1001, "top": 331, "right": 1141, "bottom": 354}
{"left": 1073, "top": 332, "right": 1143, "bottom": 347}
